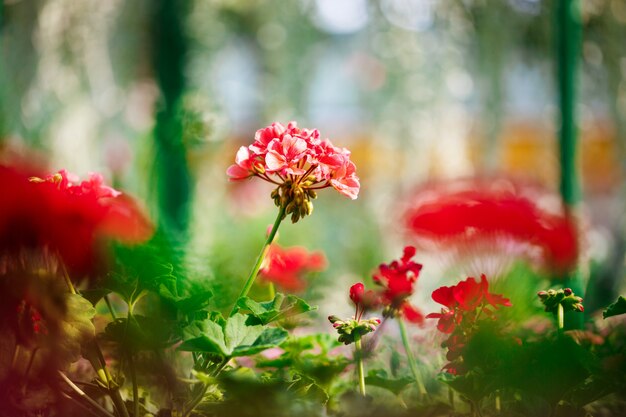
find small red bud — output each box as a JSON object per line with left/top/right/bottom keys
{"left": 349, "top": 283, "right": 365, "bottom": 305}
{"left": 563, "top": 288, "right": 573, "bottom": 296}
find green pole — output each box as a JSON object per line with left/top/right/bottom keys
{"left": 556, "top": 0, "right": 583, "bottom": 329}
{"left": 151, "top": 0, "right": 192, "bottom": 234}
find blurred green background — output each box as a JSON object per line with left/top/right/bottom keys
{"left": 1, "top": 0, "right": 625, "bottom": 320}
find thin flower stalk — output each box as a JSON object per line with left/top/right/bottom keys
{"left": 354, "top": 333, "right": 366, "bottom": 396}
{"left": 229, "top": 204, "right": 285, "bottom": 317}
{"left": 398, "top": 318, "right": 427, "bottom": 397}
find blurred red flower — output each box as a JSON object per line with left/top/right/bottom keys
{"left": 404, "top": 178, "right": 579, "bottom": 274}
{"left": 373, "top": 246, "right": 424, "bottom": 324}
{"left": 0, "top": 165, "right": 153, "bottom": 273}
{"left": 259, "top": 244, "right": 327, "bottom": 292}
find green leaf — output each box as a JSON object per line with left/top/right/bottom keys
{"left": 232, "top": 327, "right": 288, "bottom": 357}
{"left": 58, "top": 294, "right": 96, "bottom": 365}
{"left": 180, "top": 313, "right": 287, "bottom": 358}
{"left": 104, "top": 315, "right": 181, "bottom": 352}
{"left": 179, "top": 320, "right": 228, "bottom": 356}
{"left": 237, "top": 293, "right": 316, "bottom": 325}
{"left": 224, "top": 313, "right": 264, "bottom": 353}
{"left": 288, "top": 373, "right": 329, "bottom": 404}
{"left": 365, "top": 369, "right": 414, "bottom": 395}
{"left": 603, "top": 296, "right": 626, "bottom": 319}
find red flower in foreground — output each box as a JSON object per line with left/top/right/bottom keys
{"left": 0, "top": 165, "right": 153, "bottom": 272}
{"left": 372, "top": 246, "right": 424, "bottom": 324}
{"left": 227, "top": 122, "right": 360, "bottom": 223}
{"left": 426, "top": 274, "right": 511, "bottom": 334}
{"left": 404, "top": 178, "right": 578, "bottom": 273}
{"left": 259, "top": 244, "right": 326, "bottom": 292}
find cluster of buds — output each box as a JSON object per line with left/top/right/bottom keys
{"left": 271, "top": 179, "right": 317, "bottom": 223}
{"left": 538, "top": 288, "right": 584, "bottom": 313}
{"left": 328, "top": 315, "right": 381, "bottom": 345}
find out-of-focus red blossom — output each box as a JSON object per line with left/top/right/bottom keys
{"left": 373, "top": 246, "right": 424, "bottom": 324}
{"left": 0, "top": 165, "right": 153, "bottom": 272}
{"left": 259, "top": 244, "right": 326, "bottom": 292}
{"left": 426, "top": 274, "right": 511, "bottom": 334}
{"left": 227, "top": 121, "right": 360, "bottom": 200}
{"left": 404, "top": 178, "right": 579, "bottom": 273}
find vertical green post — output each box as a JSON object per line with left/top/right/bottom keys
{"left": 151, "top": 0, "right": 191, "bottom": 234}
{"left": 556, "top": 0, "right": 583, "bottom": 329}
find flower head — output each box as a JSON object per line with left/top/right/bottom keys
{"left": 259, "top": 244, "right": 326, "bottom": 292}
{"left": 426, "top": 274, "right": 511, "bottom": 334}
{"left": 427, "top": 274, "right": 512, "bottom": 376}
{"left": 227, "top": 121, "right": 360, "bottom": 223}
{"left": 372, "top": 246, "right": 424, "bottom": 324}
{"left": 404, "top": 178, "right": 579, "bottom": 275}
{"left": 0, "top": 165, "right": 153, "bottom": 272}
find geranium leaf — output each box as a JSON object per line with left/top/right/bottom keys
{"left": 179, "top": 320, "right": 228, "bottom": 356}
{"left": 365, "top": 369, "right": 414, "bottom": 395}
{"left": 104, "top": 315, "right": 181, "bottom": 352}
{"left": 224, "top": 313, "right": 264, "bottom": 353}
{"left": 181, "top": 314, "right": 285, "bottom": 358}
{"left": 232, "top": 327, "right": 288, "bottom": 357}
{"left": 603, "top": 296, "right": 626, "bottom": 319}
{"left": 58, "top": 294, "right": 96, "bottom": 365}
{"left": 237, "top": 293, "right": 317, "bottom": 325}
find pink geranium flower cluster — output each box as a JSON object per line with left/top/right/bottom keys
{"left": 227, "top": 122, "right": 359, "bottom": 222}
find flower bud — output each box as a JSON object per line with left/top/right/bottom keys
{"left": 563, "top": 288, "right": 573, "bottom": 296}
{"left": 328, "top": 315, "right": 341, "bottom": 324}
{"left": 350, "top": 283, "right": 365, "bottom": 305}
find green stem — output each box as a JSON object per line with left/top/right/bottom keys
{"left": 268, "top": 282, "right": 276, "bottom": 300}
{"left": 62, "top": 263, "right": 129, "bottom": 417}
{"left": 59, "top": 371, "right": 117, "bottom": 417}
{"left": 557, "top": 303, "right": 565, "bottom": 333}
{"left": 83, "top": 339, "right": 129, "bottom": 417}
{"left": 448, "top": 387, "right": 455, "bottom": 411}
{"left": 183, "top": 357, "right": 229, "bottom": 417}
{"left": 398, "top": 319, "right": 427, "bottom": 397}
{"left": 354, "top": 334, "right": 366, "bottom": 396}
{"left": 229, "top": 205, "right": 286, "bottom": 317}
{"left": 495, "top": 390, "right": 501, "bottom": 414}
{"left": 128, "top": 352, "right": 138, "bottom": 417}
{"left": 104, "top": 295, "right": 117, "bottom": 320}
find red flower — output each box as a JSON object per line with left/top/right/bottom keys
{"left": 404, "top": 178, "right": 578, "bottom": 274}
{"left": 259, "top": 244, "right": 326, "bottom": 292}
{"left": 426, "top": 274, "right": 511, "bottom": 334}
{"left": 0, "top": 165, "right": 153, "bottom": 272}
{"left": 372, "top": 246, "right": 424, "bottom": 324}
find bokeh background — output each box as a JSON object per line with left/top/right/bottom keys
{"left": 1, "top": 0, "right": 625, "bottom": 319}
